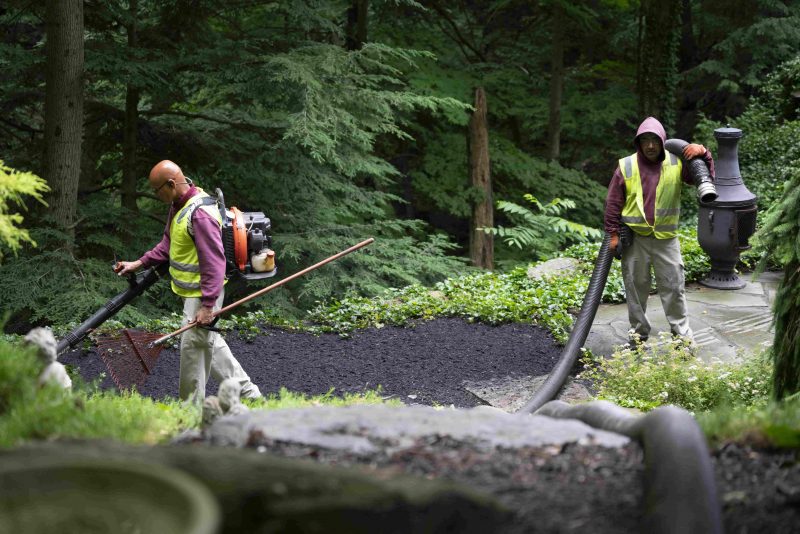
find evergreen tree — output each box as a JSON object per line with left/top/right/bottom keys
{"left": 749, "top": 56, "right": 800, "bottom": 399}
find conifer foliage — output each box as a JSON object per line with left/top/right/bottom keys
{"left": 750, "top": 57, "right": 800, "bottom": 399}
{"left": 758, "top": 169, "right": 800, "bottom": 399}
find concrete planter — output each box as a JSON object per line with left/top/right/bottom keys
{"left": 0, "top": 458, "right": 220, "bottom": 534}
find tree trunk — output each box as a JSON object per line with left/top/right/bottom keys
{"left": 546, "top": 4, "right": 565, "bottom": 161}
{"left": 468, "top": 87, "right": 493, "bottom": 270}
{"left": 345, "top": 0, "right": 368, "bottom": 51}
{"left": 636, "top": 0, "right": 681, "bottom": 128}
{"left": 678, "top": 0, "right": 696, "bottom": 71}
{"left": 44, "top": 0, "right": 84, "bottom": 233}
{"left": 121, "top": 0, "right": 140, "bottom": 213}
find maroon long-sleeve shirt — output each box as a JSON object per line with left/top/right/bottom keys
{"left": 604, "top": 117, "right": 715, "bottom": 234}
{"left": 138, "top": 186, "right": 225, "bottom": 307}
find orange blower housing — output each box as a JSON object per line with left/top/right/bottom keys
{"left": 217, "top": 189, "right": 276, "bottom": 281}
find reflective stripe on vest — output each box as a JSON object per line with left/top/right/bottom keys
{"left": 168, "top": 190, "right": 225, "bottom": 298}
{"left": 619, "top": 153, "right": 682, "bottom": 239}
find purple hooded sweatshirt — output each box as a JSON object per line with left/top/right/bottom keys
{"left": 138, "top": 185, "right": 226, "bottom": 308}
{"left": 604, "top": 117, "right": 715, "bottom": 235}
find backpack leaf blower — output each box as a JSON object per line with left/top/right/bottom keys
{"left": 56, "top": 188, "right": 276, "bottom": 355}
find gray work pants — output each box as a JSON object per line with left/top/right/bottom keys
{"left": 179, "top": 289, "right": 262, "bottom": 403}
{"left": 621, "top": 233, "right": 692, "bottom": 340}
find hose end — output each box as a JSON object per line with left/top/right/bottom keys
{"left": 697, "top": 182, "right": 718, "bottom": 203}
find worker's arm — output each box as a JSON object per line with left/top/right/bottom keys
{"left": 681, "top": 145, "right": 715, "bottom": 185}
{"left": 193, "top": 209, "right": 226, "bottom": 324}
{"left": 604, "top": 167, "right": 626, "bottom": 236}
{"left": 114, "top": 207, "right": 173, "bottom": 275}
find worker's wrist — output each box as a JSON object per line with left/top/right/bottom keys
{"left": 200, "top": 298, "right": 216, "bottom": 308}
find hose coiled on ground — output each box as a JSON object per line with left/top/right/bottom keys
{"left": 536, "top": 401, "right": 723, "bottom": 534}
{"left": 518, "top": 232, "right": 615, "bottom": 414}
{"left": 517, "top": 228, "right": 723, "bottom": 533}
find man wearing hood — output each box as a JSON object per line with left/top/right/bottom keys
{"left": 605, "top": 117, "right": 714, "bottom": 346}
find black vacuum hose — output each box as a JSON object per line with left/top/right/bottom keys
{"left": 537, "top": 401, "right": 723, "bottom": 534}
{"left": 518, "top": 227, "right": 723, "bottom": 532}
{"left": 664, "top": 138, "right": 718, "bottom": 203}
{"left": 518, "top": 232, "right": 615, "bottom": 414}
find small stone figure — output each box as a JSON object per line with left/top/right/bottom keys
{"left": 25, "top": 327, "right": 72, "bottom": 389}
{"left": 201, "top": 379, "right": 250, "bottom": 430}
{"left": 218, "top": 378, "right": 248, "bottom": 414}
{"left": 202, "top": 396, "right": 224, "bottom": 427}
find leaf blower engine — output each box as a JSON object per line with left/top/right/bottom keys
{"left": 215, "top": 188, "right": 276, "bottom": 281}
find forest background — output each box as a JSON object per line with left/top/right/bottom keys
{"left": 1, "top": 0, "right": 799, "bottom": 333}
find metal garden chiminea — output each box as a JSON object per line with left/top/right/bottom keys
{"left": 696, "top": 126, "right": 758, "bottom": 289}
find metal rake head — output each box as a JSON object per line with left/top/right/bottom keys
{"left": 94, "top": 329, "right": 165, "bottom": 391}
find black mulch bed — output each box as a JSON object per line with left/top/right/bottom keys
{"left": 60, "top": 317, "right": 562, "bottom": 406}
{"left": 59, "top": 317, "right": 800, "bottom": 532}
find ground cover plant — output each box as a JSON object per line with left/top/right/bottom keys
{"left": 0, "top": 336, "right": 393, "bottom": 447}
{"left": 0, "top": 339, "right": 195, "bottom": 447}
{"left": 579, "top": 335, "right": 773, "bottom": 413}
{"left": 580, "top": 335, "right": 800, "bottom": 449}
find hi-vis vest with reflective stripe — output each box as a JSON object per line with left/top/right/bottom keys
{"left": 619, "top": 152, "right": 683, "bottom": 239}
{"left": 168, "top": 189, "right": 226, "bottom": 298}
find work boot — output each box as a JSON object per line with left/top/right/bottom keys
{"left": 627, "top": 331, "right": 648, "bottom": 350}
{"left": 672, "top": 333, "right": 697, "bottom": 353}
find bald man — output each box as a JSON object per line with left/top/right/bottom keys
{"left": 115, "top": 160, "right": 261, "bottom": 403}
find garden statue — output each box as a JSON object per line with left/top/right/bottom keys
{"left": 218, "top": 378, "right": 250, "bottom": 416}
{"left": 202, "top": 396, "right": 224, "bottom": 428}
{"left": 25, "top": 327, "right": 72, "bottom": 389}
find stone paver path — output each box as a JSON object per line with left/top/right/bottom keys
{"left": 588, "top": 271, "right": 780, "bottom": 363}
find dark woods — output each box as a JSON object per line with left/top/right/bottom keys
{"left": 1, "top": 0, "right": 798, "bottom": 331}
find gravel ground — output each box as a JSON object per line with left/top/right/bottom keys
{"left": 60, "top": 318, "right": 800, "bottom": 532}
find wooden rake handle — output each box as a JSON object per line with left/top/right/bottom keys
{"left": 151, "top": 238, "right": 375, "bottom": 346}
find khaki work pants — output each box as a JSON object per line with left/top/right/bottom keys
{"left": 179, "top": 289, "right": 261, "bottom": 403}
{"left": 621, "top": 233, "right": 692, "bottom": 340}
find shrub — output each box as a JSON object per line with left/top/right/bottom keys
{"left": 580, "top": 333, "right": 772, "bottom": 413}
{"left": 0, "top": 161, "right": 48, "bottom": 262}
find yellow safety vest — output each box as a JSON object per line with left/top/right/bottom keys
{"left": 619, "top": 152, "right": 683, "bottom": 239}
{"left": 168, "top": 189, "right": 226, "bottom": 297}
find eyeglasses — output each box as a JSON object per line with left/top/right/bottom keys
{"left": 153, "top": 179, "right": 172, "bottom": 193}
{"left": 153, "top": 179, "right": 191, "bottom": 194}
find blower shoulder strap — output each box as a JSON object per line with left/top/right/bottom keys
{"left": 185, "top": 196, "right": 221, "bottom": 239}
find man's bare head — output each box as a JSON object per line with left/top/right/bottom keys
{"left": 149, "top": 160, "right": 183, "bottom": 186}
{"left": 149, "top": 160, "right": 190, "bottom": 202}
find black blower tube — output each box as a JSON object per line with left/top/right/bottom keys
{"left": 664, "top": 139, "right": 718, "bottom": 203}
{"left": 536, "top": 401, "right": 723, "bottom": 534}
{"left": 518, "top": 232, "right": 615, "bottom": 414}
{"left": 55, "top": 262, "right": 169, "bottom": 355}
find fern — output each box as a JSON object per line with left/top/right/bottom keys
{"left": 480, "top": 193, "right": 602, "bottom": 259}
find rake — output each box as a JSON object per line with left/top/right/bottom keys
{"left": 97, "top": 238, "right": 375, "bottom": 390}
